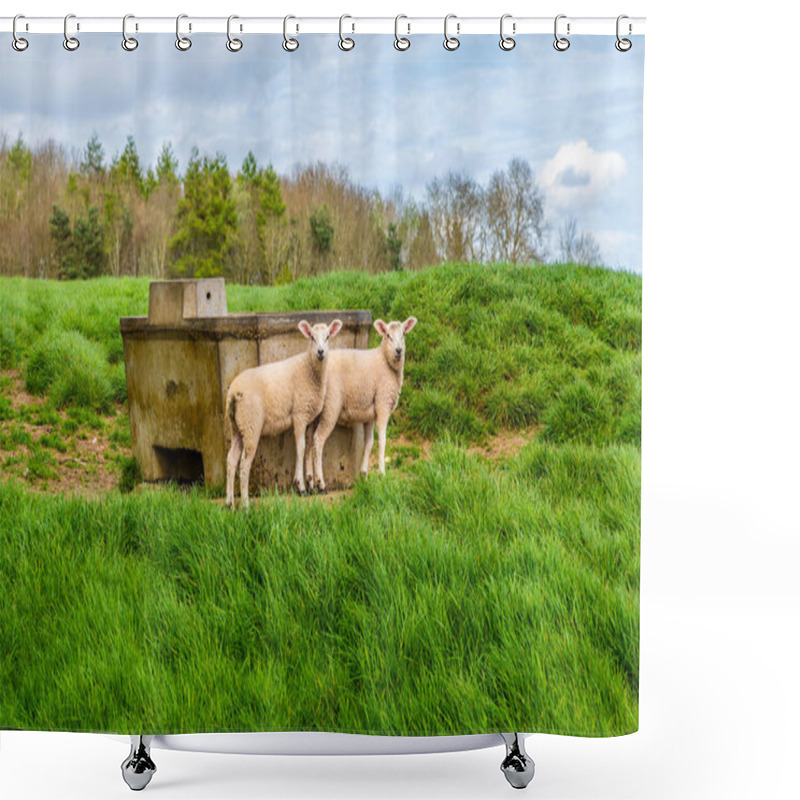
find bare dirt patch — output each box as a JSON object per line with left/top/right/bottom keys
{"left": 1, "top": 369, "right": 130, "bottom": 497}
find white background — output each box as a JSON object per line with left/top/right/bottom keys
{"left": 2, "top": 1, "right": 799, "bottom": 798}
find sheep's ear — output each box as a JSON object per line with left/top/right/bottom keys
{"left": 374, "top": 319, "right": 388, "bottom": 337}
{"left": 298, "top": 320, "right": 313, "bottom": 339}
{"left": 329, "top": 319, "right": 343, "bottom": 338}
{"left": 402, "top": 317, "right": 418, "bottom": 333}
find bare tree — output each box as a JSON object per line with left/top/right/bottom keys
{"left": 426, "top": 172, "right": 484, "bottom": 262}
{"left": 558, "top": 218, "right": 602, "bottom": 266}
{"left": 485, "top": 158, "right": 547, "bottom": 264}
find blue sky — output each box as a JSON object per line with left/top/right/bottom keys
{"left": 1, "top": 33, "right": 644, "bottom": 271}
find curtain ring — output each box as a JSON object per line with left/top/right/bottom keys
{"left": 615, "top": 15, "right": 632, "bottom": 51}
{"left": 394, "top": 14, "right": 410, "bottom": 51}
{"left": 122, "top": 14, "right": 138, "bottom": 51}
{"left": 499, "top": 14, "right": 515, "bottom": 51}
{"left": 443, "top": 14, "right": 460, "bottom": 51}
{"left": 176, "top": 14, "right": 192, "bottom": 51}
{"left": 63, "top": 13, "right": 80, "bottom": 51}
{"left": 553, "top": 14, "right": 570, "bottom": 51}
{"left": 283, "top": 15, "right": 299, "bottom": 51}
{"left": 12, "top": 14, "right": 29, "bottom": 51}
{"left": 226, "top": 15, "right": 243, "bottom": 51}
{"left": 339, "top": 14, "right": 355, "bottom": 51}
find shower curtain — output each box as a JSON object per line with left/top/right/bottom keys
{"left": 0, "top": 28, "right": 643, "bottom": 739}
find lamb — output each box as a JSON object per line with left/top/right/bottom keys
{"left": 307, "top": 317, "right": 417, "bottom": 492}
{"left": 225, "top": 318, "right": 342, "bottom": 508}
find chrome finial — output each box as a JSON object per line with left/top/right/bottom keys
{"left": 121, "top": 735, "right": 157, "bottom": 791}
{"left": 500, "top": 733, "right": 535, "bottom": 790}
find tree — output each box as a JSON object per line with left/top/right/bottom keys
{"left": 384, "top": 222, "right": 403, "bottom": 271}
{"left": 72, "top": 206, "right": 105, "bottom": 278}
{"left": 310, "top": 204, "right": 334, "bottom": 255}
{"left": 558, "top": 218, "right": 602, "bottom": 266}
{"left": 49, "top": 204, "right": 73, "bottom": 275}
{"left": 485, "top": 158, "right": 547, "bottom": 264}
{"left": 50, "top": 204, "right": 105, "bottom": 279}
{"left": 168, "top": 149, "right": 237, "bottom": 278}
{"left": 80, "top": 133, "right": 105, "bottom": 178}
{"left": 156, "top": 141, "right": 179, "bottom": 185}
{"left": 426, "top": 172, "right": 483, "bottom": 262}
{"left": 110, "top": 135, "right": 143, "bottom": 193}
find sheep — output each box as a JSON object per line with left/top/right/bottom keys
{"left": 225, "top": 319, "right": 343, "bottom": 508}
{"left": 308, "top": 317, "right": 417, "bottom": 492}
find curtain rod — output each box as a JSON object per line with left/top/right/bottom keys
{"left": 1, "top": 16, "right": 646, "bottom": 37}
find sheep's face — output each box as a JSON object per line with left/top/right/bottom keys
{"left": 299, "top": 319, "right": 343, "bottom": 363}
{"left": 374, "top": 317, "right": 417, "bottom": 365}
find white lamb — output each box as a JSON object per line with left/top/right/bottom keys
{"left": 308, "top": 317, "right": 417, "bottom": 492}
{"left": 225, "top": 319, "right": 342, "bottom": 508}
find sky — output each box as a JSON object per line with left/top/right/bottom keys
{"left": 0, "top": 33, "right": 644, "bottom": 271}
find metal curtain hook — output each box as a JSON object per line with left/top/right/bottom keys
{"left": 63, "top": 13, "right": 80, "bottom": 51}
{"left": 553, "top": 14, "right": 570, "bottom": 51}
{"left": 283, "top": 15, "right": 299, "bottom": 51}
{"left": 615, "top": 14, "right": 632, "bottom": 51}
{"left": 443, "top": 14, "right": 460, "bottom": 51}
{"left": 499, "top": 14, "right": 515, "bottom": 51}
{"left": 176, "top": 13, "right": 192, "bottom": 50}
{"left": 394, "top": 14, "right": 410, "bottom": 51}
{"left": 12, "top": 14, "right": 29, "bottom": 51}
{"left": 227, "top": 15, "right": 243, "bottom": 51}
{"left": 122, "top": 14, "right": 138, "bottom": 51}
{"left": 339, "top": 14, "right": 354, "bottom": 51}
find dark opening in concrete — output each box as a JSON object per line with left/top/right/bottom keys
{"left": 153, "top": 446, "right": 205, "bottom": 483}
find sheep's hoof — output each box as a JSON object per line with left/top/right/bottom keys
{"left": 315, "top": 482, "right": 327, "bottom": 494}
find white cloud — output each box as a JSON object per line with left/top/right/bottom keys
{"left": 541, "top": 140, "right": 627, "bottom": 210}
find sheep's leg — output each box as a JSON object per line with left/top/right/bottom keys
{"left": 312, "top": 413, "right": 338, "bottom": 493}
{"left": 376, "top": 411, "right": 390, "bottom": 476}
{"left": 226, "top": 431, "right": 244, "bottom": 507}
{"left": 293, "top": 420, "right": 307, "bottom": 495}
{"left": 304, "top": 421, "right": 316, "bottom": 490}
{"left": 360, "top": 421, "right": 374, "bottom": 476}
{"left": 238, "top": 429, "right": 260, "bottom": 509}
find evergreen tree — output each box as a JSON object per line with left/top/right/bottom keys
{"left": 8, "top": 134, "right": 32, "bottom": 181}
{"left": 110, "top": 135, "right": 143, "bottom": 192}
{"left": 50, "top": 204, "right": 105, "bottom": 279}
{"left": 156, "top": 141, "right": 179, "bottom": 185}
{"left": 49, "top": 205, "right": 74, "bottom": 276}
{"left": 81, "top": 133, "right": 105, "bottom": 178}
{"left": 385, "top": 222, "right": 403, "bottom": 271}
{"left": 169, "top": 148, "right": 237, "bottom": 278}
{"left": 72, "top": 206, "right": 105, "bottom": 278}
{"left": 238, "top": 150, "right": 286, "bottom": 227}
{"left": 310, "top": 204, "right": 334, "bottom": 254}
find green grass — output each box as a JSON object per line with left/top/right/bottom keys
{"left": 0, "top": 440, "right": 639, "bottom": 736}
{"left": 0, "top": 263, "right": 641, "bottom": 445}
{"left": 0, "top": 263, "right": 641, "bottom": 736}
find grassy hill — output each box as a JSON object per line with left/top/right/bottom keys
{"left": 0, "top": 263, "right": 641, "bottom": 737}
{"left": 0, "top": 262, "right": 640, "bottom": 448}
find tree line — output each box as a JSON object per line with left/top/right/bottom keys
{"left": 0, "top": 132, "right": 601, "bottom": 282}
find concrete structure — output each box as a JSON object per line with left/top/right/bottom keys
{"left": 120, "top": 279, "right": 372, "bottom": 492}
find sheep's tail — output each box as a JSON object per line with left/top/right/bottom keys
{"left": 226, "top": 389, "right": 240, "bottom": 430}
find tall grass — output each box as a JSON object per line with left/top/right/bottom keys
{"left": 0, "top": 263, "right": 641, "bottom": 444}
{"left": 0, "top": 440, "right": 639, "bottom": 736}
